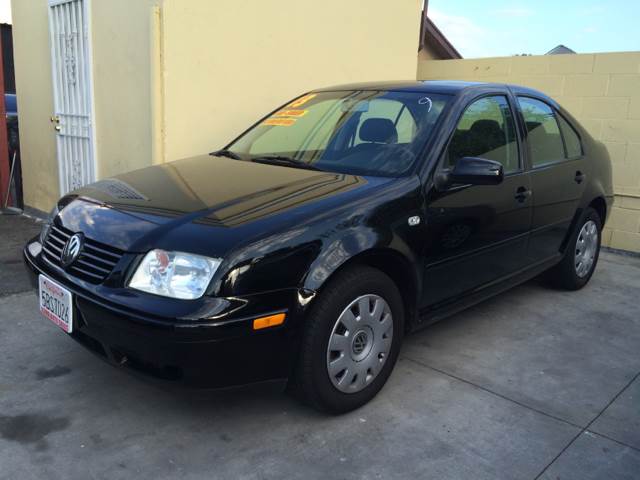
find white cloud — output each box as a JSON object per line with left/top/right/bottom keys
{"left": 429, "top": 9, "right": 492, "bottom": 58}
{"left": 0, "top": 0, "right": 11, "bottom": 24}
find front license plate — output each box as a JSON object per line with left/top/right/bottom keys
{"left": 39, "top": 275, "right": 73, "bottom": 333}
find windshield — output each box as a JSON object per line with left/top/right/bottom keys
{"left": 226, "top": 90, "right": 451, "bottom": 177}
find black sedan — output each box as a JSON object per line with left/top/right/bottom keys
{"left": 24, "top": 81, "right": 613, "bottom": 413}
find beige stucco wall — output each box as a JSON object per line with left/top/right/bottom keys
{"left": 90, "top": 0, "right": 162, "bottom": 179}
{"left": 11, "top": 0, "right": 161, "bottom": 211}
{"left": 12, "top": 0, "right": 421, "bottom": 212}
{"left": 159, "top": 0, "right": 421, "bottom": 162}
{"left": 418, "top": 52, "right": 640, "bottom": 252}
{"left": 11, "top": 0, "right": 58, "bottom": 212}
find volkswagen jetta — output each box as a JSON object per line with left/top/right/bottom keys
{"left": 24, "top": 81, "right": 613, "bottom": 412}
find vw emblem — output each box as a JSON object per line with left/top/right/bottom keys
{"left": 352, "top": 331, "right": 368, "bottom": 355}
{"left": 61, "top": 233, "right": 84, "bottom": 267}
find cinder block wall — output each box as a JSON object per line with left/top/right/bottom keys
{"left": 418, "top": 52, "right": 640, "bottom": 253}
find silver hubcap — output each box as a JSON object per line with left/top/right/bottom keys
{"left": 575, "top": 220, "right": 598, "bottom": 278}
{"left": 326, "top": 294, "right": 393, "bottom": 394}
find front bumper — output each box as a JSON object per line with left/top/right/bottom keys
{"left": 24, "top": 239, "right": 308, "bottom": 388}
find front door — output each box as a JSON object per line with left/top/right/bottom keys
{"left": 421, "top": 94, "right": 532, "bottom": 309}
{"left": 48, "top": 0, "right": 97, "bottom": 195}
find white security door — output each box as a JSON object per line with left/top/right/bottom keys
{"left": 48, "top": 0, "right": 97, "bottom": 195}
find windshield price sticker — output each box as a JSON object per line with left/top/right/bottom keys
{"left": 275, "top": 109, "right": 308, "bottom": 118}
{"left": 262, "top": 118, "right": 297, "bottom": 127}
{"left": 288, "top": 93, "right": 317, "bottom": 108}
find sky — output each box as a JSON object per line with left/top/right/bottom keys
{"left": 0, "top": 0, "right": 9, "bottom": 24}
{"left": 0, "top": 1, "right": 637, "bottom": 58}
{"left": 428, "top": 0, "right": 640, "bottom": 58}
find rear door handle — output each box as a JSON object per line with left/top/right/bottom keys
{"left": 515, "top": 186, "right": 531, "bottom": 203}
{"left": 575, "top": 171, "right": 586, "bottom": 184}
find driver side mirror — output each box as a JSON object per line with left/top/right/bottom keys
{"left": 436, "top": 157, "right": 504, "bottom": 189}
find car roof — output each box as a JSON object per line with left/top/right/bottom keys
{"left": 314, "top": 80, "right": 482, "bottom": 95}
{"left": 313, "top": 80, "right": 553, "bottom": 102}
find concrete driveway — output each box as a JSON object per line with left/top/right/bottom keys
{"left": 1, "top": 214, "right": 639, "bottom": 479}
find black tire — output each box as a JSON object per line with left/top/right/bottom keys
{"left": 546, "top": 207, "right": 602, "bottom": 290}
{"left": 292, "top": 265, "right": 404, "bottom": 414}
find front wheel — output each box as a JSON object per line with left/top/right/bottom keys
{"left": 292, "top": 266, "right": 404, "bottom": 413}
{"left": 547, "top": 207, "right": 602, "bottom": 290}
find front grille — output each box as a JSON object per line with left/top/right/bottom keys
{"left": 42, "top": 223, "right": 124, "bottom": 284}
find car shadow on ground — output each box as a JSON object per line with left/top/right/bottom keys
{"left": 66, "top": 272, "right": 558, "bottom": 418}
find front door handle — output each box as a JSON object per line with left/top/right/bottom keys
{"left": 575, "top": 171, "right": 586, "bottom": 184}
{"left": 514, "top": 186, "right": 531, "bottom": 203}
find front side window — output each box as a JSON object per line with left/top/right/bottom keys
{"left": 518, "top": 97, "right": 566, "bottom": 167}
{"left": 445, "top": 95, "right": 519, "bottom": 174}
{"left": 227, "top": 90, "right": 450, "bottom": 177}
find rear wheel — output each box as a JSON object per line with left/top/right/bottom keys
{"left": 547, "top": 207, "right": 602, "bottom": 290}
{"left": 293, "top": 266, "right": 404, "bottom": 413}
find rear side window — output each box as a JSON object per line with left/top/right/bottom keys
{"left": 557, "top": 114, "right": 583, "bottom": 159}
{"left": 446, "top": 95, "right": 519, "bottom": 174}
{"left": 518, "top": 97, "right": 565, "bottom": 167}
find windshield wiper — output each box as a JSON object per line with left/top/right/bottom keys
{"left": 251, "top": 155, "right": 321, "bottom": 171}
{"left": 209, "top": 149, "right": 242, "bottom": 160}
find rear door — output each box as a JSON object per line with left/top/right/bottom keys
{"left": 516, "top": 97, "right": 587, "bottom": 263}
{"left": 421, "top": 94, "right": 532, "bottom": 308}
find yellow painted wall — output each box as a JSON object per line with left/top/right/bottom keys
{"left": 418, "top": 52, "right": 640, "bottom": 252}
{"left": 159, "top": 0, "right": 421, "bottom": 162}
{"left": 11, "top": 0, "right": 58, "bottom": 212}
{"left": 90, "top": 0, "right": 162, "bottom": 178}
{"left": 11, "top": 0, "right": 161, "bottom": 211}
{"left": 13, "top": 0, "right": 420, "bottom": 212}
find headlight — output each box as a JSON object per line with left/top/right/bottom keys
{"left": 128, "top": 249, "right": 221, "bottom": 300}
{"left": 39, "top": 204, "right": 59, "bottom": 244}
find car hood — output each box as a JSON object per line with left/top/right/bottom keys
{"left": 57, "top": 155, "right": 397, "bottom": 255}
